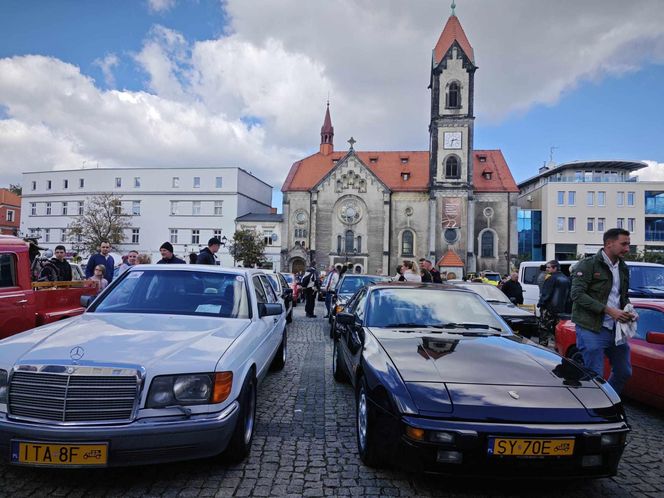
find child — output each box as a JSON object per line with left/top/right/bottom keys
{"left": 89, "top": 264, "right": 108, "bottom": 293}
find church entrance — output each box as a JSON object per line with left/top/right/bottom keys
{"left": 290, "top": 258, "right": 306, "bottom": 274}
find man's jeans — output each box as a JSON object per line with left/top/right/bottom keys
{"left": 325, "top": 290, "right": 333, "bottom": 316}
{"left": 575, "top": 324, "right": 632, "bottom": 395}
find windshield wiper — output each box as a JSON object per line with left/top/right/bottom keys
{"left": 485, "top": 299, "right": 509, "bottom": 304}
{"left": 435, "top": 322, "right": 504, "bottom": 332}
{"left": 383, "top": 323, "right": 434, "bottom": 329}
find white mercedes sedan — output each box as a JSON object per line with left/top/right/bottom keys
{"left": 0, "top": 265, "right": 287, "bottom": 467}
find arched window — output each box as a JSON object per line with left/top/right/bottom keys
{"left": 402, "top": 230, "right": 414, "bottom": 256}
{"left": 337, "top": 235, "right": 342, "bottom": 254}
{"left": 356, "top": 236, "right": 362, "bottom": 253}
{"left": 445, "top": 156, "right": 460, "bottom": 178}
{"left": 345, "top": 230, "right": 354, "bottom": 253}
{"left": 447, "top": 82, "right": 461, "bottom": 109}
{"left": 481, "top": 231, "right": 495, "bottom": 258}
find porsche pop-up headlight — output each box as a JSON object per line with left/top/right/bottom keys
{"left": 0, "top": 369, "right": 8, "bottom": 404}
{"left": 147, "top": 372, "right": 232, "bottom": 408}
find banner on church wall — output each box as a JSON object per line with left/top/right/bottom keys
{"left": 442, "top": 198, "right": 462, "bottom": 228}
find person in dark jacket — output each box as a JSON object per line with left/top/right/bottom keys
{"left": 537, "top": 260, "right": 570, "bottom": 346}
{"left": 420, "top": 258, "right": 442, "bottom": 283}
{"left": 157, "top": 242, "right": 185, "bottom": 264}
{"left": 302, "top": 262, "right": 320, "bottom": 318}
{"left": 196, "top": 237, "right": 221, "bottom": 265}
{"left": 571, "top": 228, "right": 635, "bottom": 394}
{"left": 51, "top": 245, "right": 73, "bottom": 281}
{"left": 501, "top": 272, "right": 523, "bottom": 304}
{"left": 86, "top": 240, "right": 115, "bottom": 283}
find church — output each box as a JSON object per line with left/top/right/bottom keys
{"left": 281, "top": 9, "right": 519, "bottom": 277}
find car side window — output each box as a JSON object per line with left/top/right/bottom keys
{"left": 0, "top": 253, "right": 17, "bottom": 288}
{"left": 522, "top": 267, "right": 541, "bottom": 285}
{"left": 278, "top": 274, "right": 288, "bottom": 290}
{"left": 352, "top": 289, "right": 368, "bottom": 322}
{"left": 635, "top": 308, "right": 664, "bottom": 340}
{"left": 260, "top": 275, "right": 278, "bottom": 303}
{"left": 253, "top": 276, "right": 268, "bottom": 304}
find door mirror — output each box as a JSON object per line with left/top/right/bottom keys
{"left": 282, "top": 288, "right": 293, "bottom": 300}
{"left": 646, "top": 331, "right": 664, "bottom": 345}
{"left": 258, "top": 302, "right": 283, "bottom": 317}
{"left": 80, "top": 295, "right": 94, "bottom": 308}
{"left": 336, "top": 312, "right": 355, "bottom": 325}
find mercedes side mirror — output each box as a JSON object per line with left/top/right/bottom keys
{"left": 258, "top": 303, "right": 283, "bottom": 317}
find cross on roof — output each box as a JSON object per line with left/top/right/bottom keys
{"left": 451, "top": 0, "right": 456, "bottom": 16}
{"left": 347, "top": 137, "right": 356, "bottom": 150}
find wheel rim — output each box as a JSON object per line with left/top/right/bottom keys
{"left": 357, "top": 387, "right": 368, "bottom": 451}
{"left": 244, "top": 381, "right": 256, "bottom": 445}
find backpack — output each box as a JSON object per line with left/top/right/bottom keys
{"left": 301, "top": 272, "right": 312, "bottom": 288}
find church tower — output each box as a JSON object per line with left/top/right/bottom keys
{"left": 428, "top": 3, "right": 478, "bottom": 272}
{"left": 320, "top": 102, "right": 334, "bottom": 156}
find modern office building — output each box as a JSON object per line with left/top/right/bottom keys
{"left": 20, "top": 167, "right": 273, "bottom": 266}
{"left": 517, "top": 160, "right": 664, "bottom": 261}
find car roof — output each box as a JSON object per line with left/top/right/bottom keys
{"left": 126, "top": 264, "right": 263, "bottom": 276}
{"left": 368, "top": 282, "right": 477, "bottom": 294}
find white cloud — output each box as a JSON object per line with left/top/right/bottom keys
{"left": 638, "top": 161, "right": 664, "bottom": 181}
{"left": 93, "top": 53, "right": 119, "bottom": 88}
{"left": 147, "top": 0, "right": 176, "bottom": 14}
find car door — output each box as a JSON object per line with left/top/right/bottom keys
{"left": 339, "top": 288, "right": 368, "bottom": 379}
{"left": 259, "top": 274, "right": 284, "bottom": 352}
{"left": 627, "top": 306, "right": 664, "bottom": 401}
{"left": 0, "top": 252, "right": 36, "bottom": 338}
{"left": 252, "top": 275, "right": 280, "bottom": 379}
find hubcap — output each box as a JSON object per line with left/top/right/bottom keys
{"left": 244, "top": 382, "right": 256, "bottom": 445}
{"left": 357, "top": 388, "right": 367, "bottom": 450}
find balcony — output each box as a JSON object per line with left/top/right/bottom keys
{"left": 547, "top": 175, "right": 638, "bottom": 183}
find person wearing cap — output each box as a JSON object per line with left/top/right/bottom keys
{"left": 157, "top": 242, "right": 185, "bottom": 264}
{"left": 196, "top": 237, "right": 221, "bottom": 265}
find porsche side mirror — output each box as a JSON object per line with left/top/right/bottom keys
{"left": 646, "top": 331, "right": 664, "bottom": 345}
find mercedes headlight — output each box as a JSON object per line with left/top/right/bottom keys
{"left": 146, "top": 372, "right": 232, "bottom": 408}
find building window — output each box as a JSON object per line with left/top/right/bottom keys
{"left": 356, "top": 236, "right": 362, "bottom": 253}
{"left": 402, "top": 230, "right": 414, "bottom": 256}
{"left": 568, "top": 217, "right": 576, "bottom": 232}
{"left": 191, "top": 229, "right": 200, "bottom": 244}
{"left": 598, "top": 217, "right": 606, "bottom": 232}
{"left": 337, "top": 235, "right": 342, "bottom": 254}
{"left": 46, "top": 202, "right": 52, "bottom": 215}
{"left": 115, "top": 177, "right": 122, "bottom": 188}
{"left": 193, "top": 177, "right": 201, "bottom": 188}
{"left": 587, "top": 191, "right": 594, "bottom": 206}
{"left": 63, "top": 179, "right": 69, "bottom": 189}
{"left": 445, "top": 156, "right": 460, "bottom": 178}
{"left": 598, "top": 191, "right": 606, "bottom": 206}
{"left": 113, "top": 200, "right": 122, "bottom": 215}
{"left": 31, "top": 181, "right": 36, "bottom": 191}
{"left": 557, "top": 217, "right": 565, "bottom": 232}
{"left": 132, "top": 201, "right": 141, "bottom": 216}
{"left": 30, "top": 203, "right": 36, "bottom": 216}
{"left": 568, "top": 191, "right": 576, "bottom": 206}
{"left": 617, "top": 218, "right": 625, "bottom": 229}
{"left": 575, "top": 171, "right": 583, "bottom": 182}
{"left": 134, "top": 177, "right": 141, "bottom": 188}
{"left": 345, "top": 230, "right": 354, "bottom": 253}
{"left": 214, "top": 229, "right": 222, "bottom": 239}
{"left": 170, "top": 201, "right": 179, "bottom": 215}
{"left": 78, "top": 201, "right": 84, "bottom": 215}
{"left": 192, "top": 201, "right": 201, "bottom": 215}
{"left": 170, "top": 229, "right": 178, "bottom": 244}
{"left": 214, "top": 201, "right": 223, "bottom": 215}
{"left": 627, "top": 191, "right": 635, "bottom": 206}
{"left": 557, "top": 191, "right": 564, "bottom": 206}
{"left": 44, "top": 228, "right": 50, "bottom": 243}
{"left": 6, "top": 210, "right": 14, "bottom": 222}
{"left": 587, "top": 217, "right": 594, "bottom": 232}
{"left": 617, "top": 191, "right": 624, "bottom": 207}
{"left": 172, "top": 177, "right": 180, "bottom": 188}
{"left": 446, "top": 81, "right": 461, "bottom": 108}
{"left": 263, "top": 230, "right": 273, "bottom": 246}
{"left": 62, "top": 202, "right": 68, "bottom": 216}
{"left": 628, "top": 218, "right": 635, "bottom": 232}
{"left": 480, "top": 231, "right": 495, "bottom": 258}
{"left": 79, "top": 178, "right": 84, "bottom": 188}
{"left": 131, "top": 228, "right": 140, "bottom": 244}
{"left": 47, "top": 180, "right": 52, "bottom": 190}
{"left": 215, "top": 177, "right": 223, "bottom": 188}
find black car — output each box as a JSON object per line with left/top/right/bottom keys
{"left": 332, "top": 283, "right": 629, "bottom": 477}
{"left": 448, "top": 281, "right": 538, "bottom": 338}
{"left": 328, "top": 274, "right": 391, "bottom": 337}
{"left": 263, "top": 271, "right": 293, "bottom": 323}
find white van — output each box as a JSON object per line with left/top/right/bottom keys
{"left": 518, "top": 260, "right": 664, "bottom": 306}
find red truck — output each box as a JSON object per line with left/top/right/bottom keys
{"left": 0, "top": 235, "right": 96, "bottom": 338}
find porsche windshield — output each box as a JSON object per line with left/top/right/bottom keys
{"left": 338, "top": 276, "right": 390, "bottom": 294}
{"left": 92, "top": 269, "right": 250, "bottom": 318}
{"left": 366, "top": 287, "right": 510, "bottom": 332}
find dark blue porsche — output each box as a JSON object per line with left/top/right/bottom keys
{"left": 332, "top": 283, "right": 629, "bottom": 478}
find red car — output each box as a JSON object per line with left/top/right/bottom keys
{"left": 555, "top": 301, "right": 664, "bottom": 410}
{"left": 281, "top": 272, "right": 300, "bottom": 305}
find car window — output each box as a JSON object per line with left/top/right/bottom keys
{"left": 253, "top": 276, "right": 268, "bottom": 304}
{"left": 353, "top": 289, "right": 369, "bottom": 322}
{"left": 282, "top": 273, "right": 294, "bottom": 284}
{"left": 635, "top": 308, "right": 664, "bottom": 340}
{"left": 278, "top": 274, "right": 288, "bottom": 289}
{"left": 265, "top": 274, "right": 281, "bottom": 295}
{"left": 260, "top": 275, "right": 279, "bottom": 303}
{"left": 522, "top": 266, "right": 541, "bottom": 285}
{"left": 455, "top": 284, "right": 510, "bottom": 303}
{"left": 0, "top": 253, "right": 17, "bottom": 288}
{"left": 92, "top": 269, "right": 250, "bottom": 318}
{"left": 339, "top": 276, "right": 390, "bottom": 294}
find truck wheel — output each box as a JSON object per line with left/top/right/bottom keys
{"left": 222, "top": 373, "right": 256, "bottom": 462}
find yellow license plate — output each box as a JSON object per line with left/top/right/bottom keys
{"left": 11, "top": 441, "right": 108, "bottom": 466}
{"left": 489, "top": 437, "right": 575, "bottom": 457}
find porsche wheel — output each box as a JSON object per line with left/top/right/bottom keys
{"left": 356, "top": 377, "right": 382, "bottom": 468}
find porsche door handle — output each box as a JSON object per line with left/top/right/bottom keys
{"left": 15, "top": 300, "right": 28, "bottom": 305}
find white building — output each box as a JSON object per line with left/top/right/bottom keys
{"left": 517, "top": 160, "right": 664, "bottom": 261}
{"left": 20, "top": 167, "right": 273, "bottom": 266}
{"left": 234, "top": 212, "right": 283, "bottom": 271}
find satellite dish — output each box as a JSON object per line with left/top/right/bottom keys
{"left": 271, "top": 233, "right": 278, "bottom": 242}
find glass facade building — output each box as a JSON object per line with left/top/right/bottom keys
{"left": 517, "top": 209, "right": 543, "bottom": 261}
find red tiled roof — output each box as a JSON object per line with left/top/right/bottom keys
{"left": 0, "top": 189, "right": 21, "bottom": 206}
{"left": 281, "top": 151, "right": 430, "bottom": 192}
{"left": 433, "top": 15, "right": 474, "bottom": 64}
{"left": 437, "top": 250, "right": 464, "bottom": 268}
{"left": 472, "top": 150, "right": 519, "bottom": 193}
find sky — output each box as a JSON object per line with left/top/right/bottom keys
{"left": 1, "top": 0, "right": 664, "bottom": 211}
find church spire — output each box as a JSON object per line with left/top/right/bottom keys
{"left": 320, "top": 101, "right": 334, "bottom": 156}
{"left": 433, "top": 6, "right": 475, "bottom": 65}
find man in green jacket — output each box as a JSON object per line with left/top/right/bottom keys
{"left": 571, "top": 228, "right": 635, "bottom": 394}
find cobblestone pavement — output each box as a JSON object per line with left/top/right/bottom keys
{"left": 0, "top": 302, "right": 663, "bottom": 497}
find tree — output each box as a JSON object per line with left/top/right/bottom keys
{"left": 229, "top": 229, "right": 266, "bottom": 268}
{"left": 9, "top": 184, "right": 21, "bottom": 196}
{"left": 67, "top": 193, "right": 132, "bottom": 255}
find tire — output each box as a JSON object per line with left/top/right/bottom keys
{"left": 332, "top": 340, "right": 349, "bottom": 383}
{"left": 356, "top": 377, "right": 383, "bottom": 468}
{"left": 292, "top": 297, "right": 297, "bottom": 308}
{"left": 222, "top": 373, "right": 256, "bottom": 462}
{"left": 270, "top": 329, "right": 287, "bottom": 371}
{"left": 567, "top": 345, "right": 584, "bottom": 366}
{"left": 286, "top": 306, "right": 293, "bottom": 324}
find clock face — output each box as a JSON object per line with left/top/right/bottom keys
{"left": 443, "top": 131, "right": 462, "bottom": 150}
{"left": 295, "top": 211, "right": 307, "bottom": 223}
